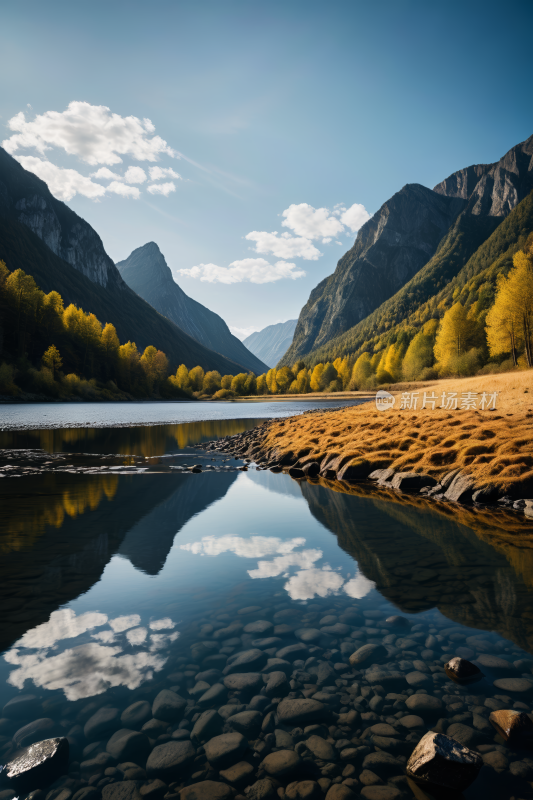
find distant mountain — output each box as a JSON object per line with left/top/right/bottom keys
{"left": 243, "top": 320, "right": 297, "bottom": 367}
{"left": 280, "top": 133, "right": 533, "bottom": 366}
{"left": 116, "top": 243, "right": 268, "bottom": 375}
{"left": 0, "top": 147, "right": 250, "bottom": 374}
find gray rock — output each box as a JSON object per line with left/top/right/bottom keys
{"left": 276, "top": 644, "right": 309, "bottom": 662}
{"left": 446, "top": 723, "right": 479, "bottom": 748}
{"left": 223, "top": 673, "right": 263, "bottom": 693}
{"left": 444, "top": 657, "right": 482, "bottom": 683}
{"left": 364, "top": 668, "right": 407, "bottom": 691}
{"left": 391, "top": 473, "right": 436, "bottom": 492}
{"left": 84, "top": 708, "right": 120, "bottom": 742}
{"left": 190, "top": 710, "right": 224, "bottom": 745}
{"left": 275, "top": 729, "right": 294, "bottom": 749}
{"left": 13, "top": 719, "right": 56, "bottom": 749}
{"left": 493, "top": 677, "right": 533, "bottom": 693}
{"left": 295, "top": 628, "right": 322, "bottom": 643}
{"left": 101, "top": 783, "right": 142, "bottom": 800}
{"left": 261, "top": 750, "right": 301, "bottom": 778}
{"left": 244, "top": 778, "right": 277, "bottom": 800}
{"left": 243, "top": 621, "right": 274, "bottom": 635}
{"left": 349, "top": 644, "right": 387, "bottom": 668}
{"left": 178, "top": 781, "right": 232, "bottom": 800}
{"left": 227, "top": 710, "right": 262, "bottom": 738}
{"left": 405, "top": 694, "right": 443, "bottom": 718}
{"left": 406, "top": 731, "right": 483, "bottom": 790}
{"left": 106, "top": 729, "right": 151, "bottom": 763}
{"left": 152, "top": 690, "right": 187, "bottom": 722}
{"left": 146, "top": 740, "right": 196, "bottom": 781}
{"left": 223, "top": 649, "right": 267, "bottom": 675}
{"left": 444, "top": 473, "right": 474, "bottom": 503}
{"left": 2, "top": 695, "right": 41, "bottom": 720}
{"left": 277, "top": 698, "right": 327, "bottom": 726}
{"left": 405, "top": 671, "right": 431, "bottom": 689}
{"left": 2, "top": 737, "right": 69, "bottom": 792}
{"left": 384, "top": 616, "right": 410, "bottom": 630}
{"left": 218, "top": 760, "right": 254, "bottom": 786}
{"left": 198, "top": 683, "right": 227, "bottom": 708}
{"left": 203, "top": 732, "right": 248, "bottom": 769}
{"left": 264, "top": 671, "right": 289, "bottom": 698}
{"left": 362, "top": 752, "right": 403, "bottom": 778}
{"left": 121, "top": 701, "right": 152, "bottom": 730}
{"left": 195, "top": 669, "right": 222, "bottom": 685}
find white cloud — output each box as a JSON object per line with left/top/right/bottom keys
{"left": 109, "top": 614, "right": 141, "bottom": 632}
{"left": 340, "top": 203, "right": 371, "bottom": 232}
{"left": 91, "top": 167, "right": 122, "bottom": 181}
{"left": 248, "top": 549, "right": 322, "bottom": 579}
{"left": 147, "top": 182, "right": 176, "bottom": 196}
{"left": 3, "top": 101, "right": 177, "bottom": 165}
{"left": 106, "top": 181, "right": 141, "bottom": 198}
{"left": 16, "top": 156, "right": 106, "bottom": 201}
{"left": 15, "top": 609, "right": 108, "bottom": 650}
{"left": 245, "top": 231, "right": 321, "bottom": 261}
{"left": 343, "top": 572, "right": 375, "bottom": 599}
{"left": 284, "top": 566, "right": 345, "bottom": 601}
{"left": 149, "top": 166, "right": 181, "bottom": 181}
{"left": 230, "top": 325, "right": 259, "bottom": 340}
{"left": 282, "top": 203, "right": 345, "bottom": 242}
{"left": 181, "top": 534, "right": 306, "bottom": 558}
{"left": 124, "top": 166, "right": 147, "bottom": 184}
{"left": 149, "top": 618, "right": 176, "bottom": 631}
{"left": 5, "top": 642, "right": 166, "bottom": 701}
{"left": 126, "top": 628, "right": 148, "bottom": 645}
{"left": 91, "top": 630, "right": 117, "bottom": 644}
{"left": 179, "top": 258, "right": 305, "bottom": 285}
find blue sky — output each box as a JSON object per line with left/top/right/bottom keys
{"left": 2, "top": 0, "right": 532, "bottom": 338}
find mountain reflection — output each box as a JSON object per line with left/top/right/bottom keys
{"left": 0, "top": 418, "right": 266, "bottom": 458}
{"left": 300, "top": 478, "right": 533, "bottom": 655}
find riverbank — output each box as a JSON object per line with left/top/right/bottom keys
{"left": 203, "top": 371, "right": 533, "bottom": 511}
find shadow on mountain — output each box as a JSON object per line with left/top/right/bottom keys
{"left": 300, "top": 477, "right": 533, "bottom": 655}
{"left": 0, "top": 471, "right": 236, "bottom": 653}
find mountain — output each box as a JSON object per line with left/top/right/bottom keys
{"left": 243, "top": 320, "right": 297, "bottom": 367}
{"left": 116, "top": 243, "right": 267, "bottom": 374}
{"left": 280, "top": 133, "right": 533, "bottom": 366}
{"left": 0, "top": 147, "right": 251, "bottom": 374}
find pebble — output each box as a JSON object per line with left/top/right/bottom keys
{"left": 203, "top": 732, "right": 247, "bottom": 769}
{"left": 261, "top": 750, "right": 301, "bottom": 778}
{"left": 178, "top": 781, "right": 231, "bottom": 800}
{"left": 493, "top": 678, "right": 533, "bottom": 693}
{"left": 152, "top": 692, "right": 187, "bottom": 723}
{"left": 277, "top": 699, "right": 326, "bottom": 726}
{"left": 146, "top": 741, "right": 196, "bottom": 781}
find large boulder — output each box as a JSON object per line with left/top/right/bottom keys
{"left": 146, "top": 740, "right": 196, "bottom": 781}
{"left": 391, "top": 473, "right": 436, "bottom": 492}
{"left": 406, "top": 731, "right": 482, "bottom": 791}
{"left": 489, "top": 709, "right": 533, "bottom": 744}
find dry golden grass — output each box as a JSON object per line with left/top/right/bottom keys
{"left": 262, "top": 370, "right": 533, "bottom": 494}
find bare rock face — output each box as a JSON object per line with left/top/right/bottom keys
{"left": 406, "top": 731, "right": 482, "bottom": 791}
{"left": 489, "top": 709, "right": 533, "bottom": 744}
{"left": 1, "top": 736, "right": 69, "bottom": 792}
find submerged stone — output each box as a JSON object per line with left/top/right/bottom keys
{"left": 1, "top": 737, "right": 69, "bottom": 792}
{"left": 489, "top": 709, "right": 533, "bottom": 743}
{"left": 444, "top": 657, "right": 482, "bottom": 683}
{"left": 277, "top": 698, "right": 327, "bottom": 726}
{"left": 406, "top": 731, "right": 482, "bottom": 791}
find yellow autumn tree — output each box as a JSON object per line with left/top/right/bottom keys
{"left": 42, "top": 345, "right": 62, "bottom": 379}
{"left": 349, "top": 353, "right": 372, "bottom": 389}
{"left": 486, "top": 247, "right": 533, "bottom": 367}
{"left": 434, "top": 302, "right": 476, "bottom": 374}
{"left": 309, "top": 363, "right": 324, "bottom": 391}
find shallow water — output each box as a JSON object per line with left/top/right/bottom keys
{"left": 0, "top": 398, "right": 362, "bottom": 430}
{"left": 2, "top": 418, "right": 533, "bottom": 799}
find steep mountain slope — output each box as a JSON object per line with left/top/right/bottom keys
{"left": 280, "top": 185, "right": 467, "bottom": 364}
{"left": 281, "top": 133, "right": 533, "bottom": 367}
{"left": 300, "top": 189, "right": 533, "bottom": 366}
{"left": 116, "top": 243, "right": 267, "bottom": 374}
{"left": 0, "top": 147, "right": 249, "bottom": 374}
{"left": 243, "top": 319, "right": 297, "bottom": 367}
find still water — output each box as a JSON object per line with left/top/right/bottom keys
{"left": 2, "top": 413, "right": 533, "bottom": 799}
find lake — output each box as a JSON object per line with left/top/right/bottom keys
{"left": 1, "top": 402, "right": 533, "bottom": 800}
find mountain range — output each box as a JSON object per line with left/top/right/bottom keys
{"left": 280, "top": 133, "right": 533, "bottom": 367}
{"left": 0, "top": 147, "right": 255, "bottom": 375}
{"left": 116, "top": 242, "right": 267, "bottom": 374}
{"left": 243, "top": 319, "right": 297, "bottom": 367}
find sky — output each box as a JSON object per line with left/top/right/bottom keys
{"left": 2, "top": 0, "right": 532, "bottom": 340}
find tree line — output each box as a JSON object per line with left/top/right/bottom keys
{"left": 0, "top": 262, "right": 188, "bottom": 400}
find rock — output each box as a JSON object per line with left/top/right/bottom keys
{"left": 275, "top": 729, "right": 294, "bottom": 749}
{"left": 305, "top": 735, "right": 336, "bottom": 762}
{"left": 289, "top": 468, "right": 305, "bottom": 479}
{"left": 444, "top": 473, "right": 474, "bottom": 503}
{"left": 440, "top": 468, "right": 461, "bottom": 490}
{"left": 493, "top": 678, "right": 533, "bottom": 693}
{"left": 446, "top": 723, "right": 478, "bottom": 748}
{"left": 84, "top": 708, "right": 120, "bottom": 742}
{"left": 360, "top": 788, "right": 400, "bottom": 800}
{"left": 139, "top": 780, "right": 166, "bottom": 800}
{"left": 203, "top": 732, "right": 247, "bottom": 769}
{"left": 152, "top": 691, "right": 187, "bottom": 722}
{"left": 223, "top": 649, "right": 267, "bottom": 675}
{"left": 198, "top": 683, "right": 227, "bottom": 708}
{"left": 489, "top": 709, "right": 533, "bottom": 743}
{"left": 302, "top": 463, "right": 320, "bottom": 477}
{"left": 243, "top": 621, "right": 274, "bottom": 635}
{"left": 285, "top": 781, "right": 322, "bottom": 799}
{"left": 476, "top": 654, "right": 517, "bottom": 673}
{"left": 72, "top": 789, "right": 102, "bottom": 800}
{"left": 472, "top": 485, "right": 498, "bottom": 504}
{"left": 362, "top": 752, "right": 403, "bottom": 778}
{"left": 398, "top": 715, "right": 424, "bottom": 729}
{"left": 223, "top": 673, "right": 263, "bottom": 694}
{"left": 406, "top": 731, "right": 482, "bottom": 791}
{"left": 2, "top": 695, "right": 41, "bottom": 720}
{"left": 146, "top": 740, "right": 196, "bottom": 781}
{"left": 321, "top": 623, "right": 350, "bottom": 636}
{"left": 384, "top": 616, "right": 410, "bottom": 630}
{"left": 325, "top": 786, "right": 358, "bottom": 799}
{"left": 405, "top": 695, "right": 443, "bottom": 718}
{"left": 190, "top": 710, "right": 224, "bottom": 745}
{"left": 195, "top": 669, "right": 222, "bottom": 684}
{"left": 264, "top": 671, "right": 289, "bottom": 698}
{"left": 444, "top": 657, "right": 482, "bottom": 683}
{"left": 405, "top": 671, "right": 431, "bottom": 689}
{"left": 2, "top": 737, "right": 69, "bottom": 792}
{"left": 13, "top": 719, "right": 56, "bottom": 748}
{"left": 482, "top": 751, "right": 508, "bottom": 771}
{"left": 295, "top": 628, "right": 322, "bottom": 643}
{"left": 509, "top": 760, "right": 533, "bottom": 779}
{"left": 244, "top": 778, "right": 277, "bottom": 800}
{"left": 391, "top": 473, "right": 436, "bottom": 492}
{"left": 228, "top": 710, "right": 262, "bottom": 738}
{"left": 364, "top": 668, "right": 407, "bottom": 691}
{"left": 102, "top": 783, "right": 142, "bottom": 800}
{"left": 179, "top": 781, "right": 232, "bottom": 800}
{"left": 261, "top": 750, "right": 301, "bottom": 779}
{"left": 121, "top": 702, "right": 152, "bottom": 730}
{"left": 338, "top": 459, "right": 371, "bottom": 482}
{"left": 218, "top": 760, "right": 254, "bottom": 786}
{"left": 277, "top": 698, "right": 327, "bottom": 726}
{"left": 106, "top": 729, "right": 151, "bottom": 763}
{"left": 349, "top": 644, "right": 387, "bottom": 668}
{"left": 369, "top": 468, "right": 393, "bottom": 482}
{"left": 276, "top": 644, "right": 309, "bottom": 662}
{"left": 80, "top": 751, "right": 116, "bottom": 777}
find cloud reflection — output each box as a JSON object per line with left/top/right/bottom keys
{"left": 180, "top": 535, "right": 306, "bottom": 558}
{"left": 284, "top": 566, "right": 345, "bottom": 600}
